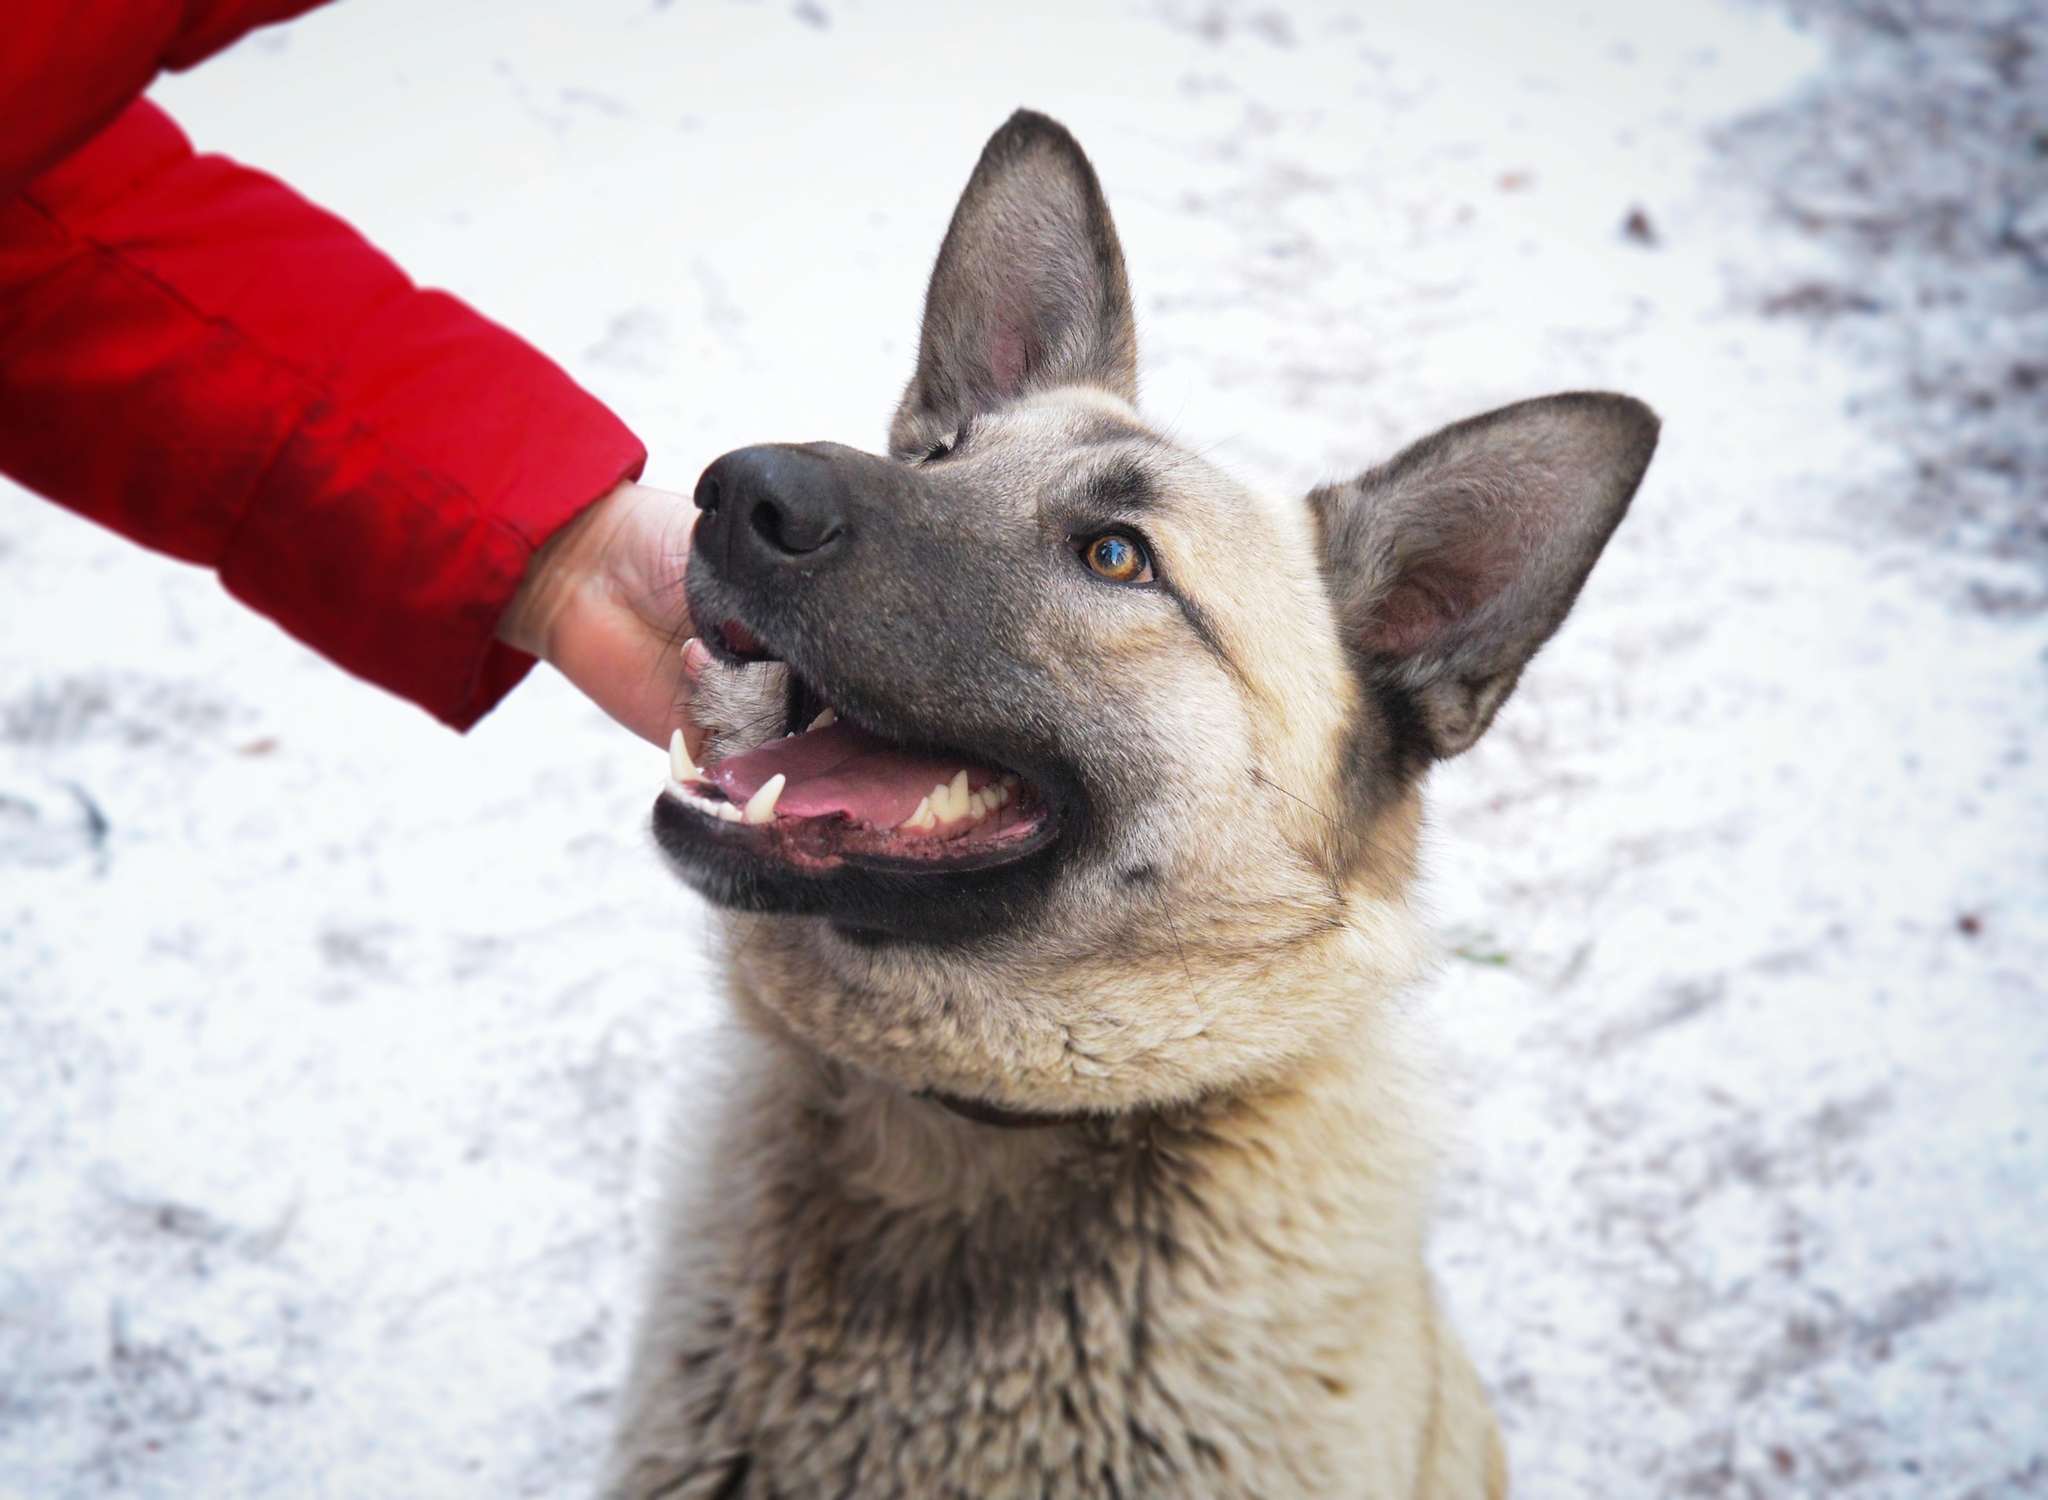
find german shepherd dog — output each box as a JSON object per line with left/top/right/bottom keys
{"left": 610, "top": 110, "right": 1656, "bottom": 1499}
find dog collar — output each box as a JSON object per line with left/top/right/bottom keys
{"left": 922, "top": 1089, "right": 1100, "bottom": 1130}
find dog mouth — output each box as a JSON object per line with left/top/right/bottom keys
{"left": 656, "top": 622, "right": 1055, "bottom": 876}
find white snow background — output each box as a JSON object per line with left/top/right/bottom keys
{"left": 2, "top": 0, "right": 2043, "bottom": 1495}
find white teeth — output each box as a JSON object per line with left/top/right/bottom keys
{"left": 669, "top": 728, "right": 701, "bottom": 784}
{"left": 666, "top": 753, "right": 1017, "bottom": 837}
{"left": 898, "top": 770, "right": 1013, "bottom": 833}
{"left": 743, "top": 773, "right": 786, "bottom": 825}
{"left": 806, "top": 708, "right": 838, "bottom": 732}
{"left": 662, "top": 777, "right": 745, "bottom": 822}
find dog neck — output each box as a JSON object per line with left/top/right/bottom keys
{"left": 715, "top": 991, "right": 1424, "bottom": 1231}
{"left": 611, "top": 1004, "right": 1449, "bottom": 1493}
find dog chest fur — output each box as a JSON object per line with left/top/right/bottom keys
{"left": 605, "top": 987, "right": 1501, "bottom": 1500}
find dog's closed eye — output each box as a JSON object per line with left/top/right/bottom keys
{"left": 920, "top": 420, "right": 972, "bottom": 464}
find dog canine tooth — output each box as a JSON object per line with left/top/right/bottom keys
{"left": 744, "top": 773, "right": 786, "bottom": 825}
{"left": 899, "top": 795, "right": 935, "bottom": 832}
{"left": 669, "top": 728, "right": 702, "bottom": 784}
{"left": 806, "top": 708, "right": 838, "bottom": 732}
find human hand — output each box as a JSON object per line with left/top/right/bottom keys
{"left": 497, "top": 478, "right": 707, "bottom": 753}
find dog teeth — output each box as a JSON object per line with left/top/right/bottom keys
{"left": 895, "top": 771, "right": 1017, "bottom": 834}
{"left": 806, "top": 708, "right": 838, "bottom": 732}
{"left": 744, "top": 773, "right": 786, "bottom": 825}
{"left": 672, "top": 758, "right": 1019, "bottom": 837}
{"left": 669, "top": 728, "right": 702, "bottom": 784}
{"left": 663, "top": 778, "right": 744, "bottom": 822}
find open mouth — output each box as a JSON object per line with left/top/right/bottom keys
{"left": 657, "top": 626, "right": 1055, "bottom": 877}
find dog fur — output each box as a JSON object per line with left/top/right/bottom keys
{"left": 606, "top": 110, "right": 1657, "bottom": 1499}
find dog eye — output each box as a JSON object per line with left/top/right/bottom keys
{"left": 1082, "top": 531, "right": 1153, "bottom": 584}
{"left": 921, "top": 422, "right": 970, "bottom": 463}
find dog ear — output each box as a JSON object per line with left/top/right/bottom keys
{"left": 890, "top": 110, "right": 1137, "bottom": 459}
{"left": 1310, "top": 392, "right": 1658, "bottom": 760}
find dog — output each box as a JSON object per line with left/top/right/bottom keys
{"left": 607, "top": 109, "right": 1656, "bottom": 1499}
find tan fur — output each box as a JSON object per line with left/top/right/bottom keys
{"left": 607, "top": 110, "right": 1651, "bottom": 1499}
{"left": 607, "top": 968, "right": 1502, "bottom": 1499}
{"left": 607, "top": 399, "right": 1500, "bottom": 1499}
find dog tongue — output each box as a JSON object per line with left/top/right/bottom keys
{"left": 706, "top": 721, "right": 995, "bottom": 829}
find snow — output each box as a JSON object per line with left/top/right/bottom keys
{"left": 2, "top": 1, "right": 2042, "bottom": 1495}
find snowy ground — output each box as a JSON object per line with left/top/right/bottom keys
{"left": 2, "top": 1, "right": 2043, "bottom": 1496}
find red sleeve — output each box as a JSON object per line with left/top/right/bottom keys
{"left": 3, "top": 0, "right": 330, "bottom": 203}
{"left": 0, "top": 101, "right": 647, "bottom": 728}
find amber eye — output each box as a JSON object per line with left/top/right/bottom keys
{"left": 1084, "top": 532, "right": 1153, "bottom": 584}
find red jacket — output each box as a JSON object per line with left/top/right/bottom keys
{"left": 0, "top": 0, "right": 647, "bottom": 729}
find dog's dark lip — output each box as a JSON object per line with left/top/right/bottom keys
{"left": 706, "top": 618, "right": 777, "bottom": 665}
{"left": 653, "top": 791, "right": 1064, "bottom": 877}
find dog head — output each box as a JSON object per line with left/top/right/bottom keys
{"left": 656, "top": 110, "right": 1657, "bottom": 1114}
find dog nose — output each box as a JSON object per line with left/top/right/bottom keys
{"left": 693, "top": 445, "right": 850, "bottom": 572}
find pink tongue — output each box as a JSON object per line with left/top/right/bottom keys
{"left": 706, "top": 721, "right": 995, "bottom": 829}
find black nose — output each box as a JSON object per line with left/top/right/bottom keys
{"left": 693, "top": 444, "right": 850, "bottom": 574}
